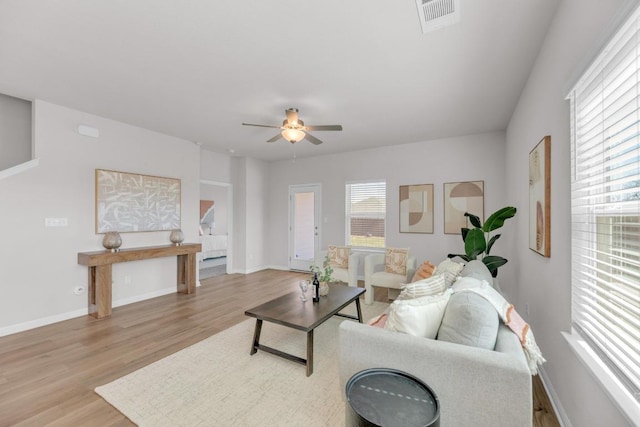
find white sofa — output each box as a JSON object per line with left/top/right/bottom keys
{"left": 314, "top": 250, "right": 359, "bottom": 288}
{"left": 339, "top": 261, "right": 532, "bottom": 426}
{"left": 364, "top": 253, "right": 417, "bottom": 304}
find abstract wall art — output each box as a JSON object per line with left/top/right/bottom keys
{"left": 399, "top": 184, "right": 434, "bottom": 233}
{"left": 443, "top": 181, "right": 484, "bottom": 234}
{"left": 95, "top": 169, "right": 181, "bottom": 233}
{"left": 529, "top": 136, "right": 551, "bottom": 257}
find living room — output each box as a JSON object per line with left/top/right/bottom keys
{"left": 1, "top": 1, "right": 638, "bottom": 426}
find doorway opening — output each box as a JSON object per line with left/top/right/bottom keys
{"left": 199, "top": 180, "right": 233, "bottom": 280}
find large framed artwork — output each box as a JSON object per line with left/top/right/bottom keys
{"left": 529, "top": 136, "right": 551, "bottom": 257}
{"left": 95, "top": 169, "right": 181, "bottom": 233}
{"left": 399, "top": 184, "right": 434, "bottom": 233}
{"left": 443, "top": 181, "right": 484, "bottom": 234}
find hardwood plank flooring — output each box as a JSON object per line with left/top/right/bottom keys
{"left": 0, "top": 271, "right": 559, "bottom": 426}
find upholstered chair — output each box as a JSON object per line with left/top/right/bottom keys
{"left": 364, "top": 253, "right": 417, "bottom": 305}
{"left": 314, "top": 250, "right": 359, "bottom": 288}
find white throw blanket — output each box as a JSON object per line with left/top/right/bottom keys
{"left": 453, "top": 277, "right": 546, "bottom": 375}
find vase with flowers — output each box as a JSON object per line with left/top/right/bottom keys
{"left": 309, "top": 255, "right": 334, "bottom": 296}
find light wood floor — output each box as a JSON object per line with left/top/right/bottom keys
{"left": 0, "top": 270, "right": 559, "bottom": 426}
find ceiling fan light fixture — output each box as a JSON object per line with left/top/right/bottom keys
{"left": 282, "top": 128, "right": 305, "bottom": 143}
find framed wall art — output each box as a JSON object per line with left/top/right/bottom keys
{"left": 95, "top": 169, "right": 181, "bottom": 233}
{"left": 529, "top": 135, "right": 551, "bottom": 257}
{"left": 399, "top": 184, "right": 434, "bottom": 233}
{"left": 443, "top": 181, "right": 484, "bottom": 234}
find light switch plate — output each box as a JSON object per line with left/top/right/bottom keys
{"left": 45, "top": 218, "right": 68, "bottom": 227}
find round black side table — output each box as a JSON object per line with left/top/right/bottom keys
{"left": 345, "top": 368, "right": 440, "bottom": 427}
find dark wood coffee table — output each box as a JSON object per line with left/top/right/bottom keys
{"left": 244, "top": 284, "right": 365, "bottom": 376}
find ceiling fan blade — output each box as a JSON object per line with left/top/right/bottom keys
{"left": 304, "top": 125, "right": 343, "bottom": 131}
{"left": 285, "top": 108, "right": 299, "bottom": 125}
{"left": 304, "top": 133, "right": 323, "bottom": 145}
{"left": 267, "top": 133, "right": 283, "bottom": 143}
{"left": 242, "top": 123, "right": 281, "bottom": 129}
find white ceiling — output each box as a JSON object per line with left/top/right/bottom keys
{"left": 0, "top": 0, "right": 560, "bottom": 161}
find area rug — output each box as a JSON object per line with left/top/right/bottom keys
{"left": 95, "top": 301, "right": 388, "bottom": 426}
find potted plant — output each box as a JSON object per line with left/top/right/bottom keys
{"left": 447, "top": 206, "right": 517, "bottom": 277}
{"left": 310, "top": 255, "right": 334, "bottom": 296}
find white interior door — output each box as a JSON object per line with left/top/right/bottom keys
{"left": 289, "top": 184, "right": 321, "bottom": 271}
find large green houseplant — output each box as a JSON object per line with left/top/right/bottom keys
{"left": 447, "top": 206, "right": 517, "bottom": 277}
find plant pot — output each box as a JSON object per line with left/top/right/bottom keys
{"left": 319, "top": 281, "right": 330, "bottom": 296}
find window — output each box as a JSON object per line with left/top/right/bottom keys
{"left": 568, "top": 6, "right": 640, "bottom": 406}
{"left": 345, "top": 181, "right": 386, "bottom": 249}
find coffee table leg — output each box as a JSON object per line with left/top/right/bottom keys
{"left": 306, "top": 329, "right": 314, "bottom": 377}
{"left": 250, "top": 319, "right": 263, "bottom": 355}
{"left": 355, "top": 298, "right": 363, "bottom": 323}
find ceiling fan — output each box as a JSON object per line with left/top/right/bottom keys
{"left": 242, "top": 108, "right": 342, "bottom": 145}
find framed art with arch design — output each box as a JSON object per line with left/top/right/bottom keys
{"left": 529, "top": 136, "right": 551, "bottom": 257}
{"left": 443, "top": 181, "right": 484, "bottom": 234}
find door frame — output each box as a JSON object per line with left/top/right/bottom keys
{"left": 288, "top": 183, "right": 321, "bottom": 271}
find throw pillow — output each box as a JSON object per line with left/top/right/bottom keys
{"left": 437, "top": 291, "right": 499, "bottom": 350}
{"left": 384, "top": 288, "right": 452, "bottom": 338}
{"left": 434, "top": 258, "right": 464, "bottom": 287}
{"left": 367, "top": 313, "right": 389, "bottom": 328}
{"left": 398, "top": 275, "right": 446, "bottom": 300}
{"left": 385, "top": 248, "right": 409, "bottom": 276}
{"left": 327, "top": 245, "right": 350, "bottom": 269}
{"left": 411, "top": 260, "right": 436, "bottom": 282}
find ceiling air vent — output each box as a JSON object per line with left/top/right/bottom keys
{"left": 416, "top": 0, "right": 461, "bottom": 34}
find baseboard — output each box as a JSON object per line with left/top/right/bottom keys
{"left": 112, "top": 286, "right": 176, "bottom": 309}
{"left": 0, "top": 286, "right": 177, "bottom": 338}
{"left": 0, "top": 306, "right": 88, "bottom": 337}
{"left": 539, "top": 366, "right": 572, "bottom": 427}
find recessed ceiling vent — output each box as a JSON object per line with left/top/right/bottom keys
{"left": 416, "top": 0, "right": 460, "bottom": 34}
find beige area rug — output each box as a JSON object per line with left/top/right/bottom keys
{"left": 95, "top": 301, "right": 388, "bottom": 427}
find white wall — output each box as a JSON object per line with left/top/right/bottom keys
{"left": 0, "top": 93, "right": 32, "bottom": 170}
{"left": 267, "top": 131, "right": 514, "bottom": 287}
{"left": 0, "top": 100, "right": 200, "bottom": 335}
{"left": 230, "top": 156, "right": 268, "bottom": 273}
{"left": 506, "top": 0, "right": 637, "bottom": 425}
{"left": 200, "top": 148, "right": 232, "bottom": 183}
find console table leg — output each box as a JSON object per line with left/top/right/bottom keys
{"left": 89, "top": 265, "right": 112, "bottom": 319}
{"left": 177, "top": 253, "right": 196, "bottom": 294}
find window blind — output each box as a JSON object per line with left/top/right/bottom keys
{"left": 569, "top": 5, "right": 640, "bottom": 403}
{"left": 345, "top": 181, "right": 386, "bottom": 249}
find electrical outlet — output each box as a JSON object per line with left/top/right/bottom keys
{"left": 124, "top": 276, "right": 132, "bottom": 285}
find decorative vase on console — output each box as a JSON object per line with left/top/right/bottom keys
{"left": 102, "top": 231, "right": 122, "bottom": 252}
{"left": 170, "top": 229, "right": 184, "bottom": 246}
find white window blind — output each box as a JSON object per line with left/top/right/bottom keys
{"left": 345, "top": 181, "right": 386, "bottom": 249}
{"left": 569, "top": 5, "right": 640, "bottom": 404}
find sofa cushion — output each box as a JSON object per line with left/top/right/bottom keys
{"left": 437, "top": 291, "right": 499, "bottom": 350}
{"left": 384, "top": 289, "right": 452, "bottom": 338}
{"left": 385, "top": 248, "right": 409, "bottom": 275}
{"left": 460, "top": 260, "right": 494, "bottom": 287}
{"left": 327, "top": 245, "right": 350, "bottom": 269}
{"left": 398, "top": 275, "right": 446, "bottom": 300}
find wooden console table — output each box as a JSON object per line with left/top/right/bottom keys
{"left": 77, "top": 243, "right": 201, "bottom": 319}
